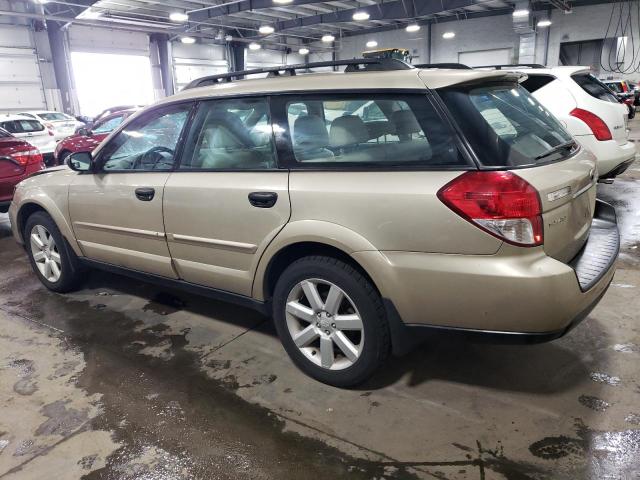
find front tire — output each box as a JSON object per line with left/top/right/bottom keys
{"left": 24, "top": 211, "right": 83, "bottom": 293}
{"left": 273, "top": 256, "right": 390, "bottom": 387}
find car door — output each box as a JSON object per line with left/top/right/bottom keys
{"left": 163, "top": 97, "right": 290, "bottom": 297}
{"left": 68, "top": 103, "right": 193, "bottom": 277}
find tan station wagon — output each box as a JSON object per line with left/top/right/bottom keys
{"left": 9, "top": 59, "right": 620, "bottom": 387}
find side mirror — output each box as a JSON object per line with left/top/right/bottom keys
{"left": 77, "top": 127, "right": 92, "bottom": 137}
{"left": 67, "top": 151, "right": 92, "bottom": 172}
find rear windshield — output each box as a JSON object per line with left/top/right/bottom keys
{"left": 573, "top": 74, "right": 619, "bottom": 103}
{"left": 520, "top": 74, "right": 556, "bottom": 93}
{"left": 439, "top": 83, "right": 574, "bottom": 167}
{"left": 39, "top": 112, "right": 69, "bottom": 121}
{"left": 0, "top": 120, "right": 45, "bottom": 134}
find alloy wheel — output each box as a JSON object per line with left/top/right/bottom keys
{"left": 30, "top": 225, "right": 62, "bottom": 283}
{"left": 285, "top": 278, "right": 364, "bottom": 370}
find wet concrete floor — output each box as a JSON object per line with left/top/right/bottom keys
{"left": 1, "top": 126, "right": 640, "bottom": 479}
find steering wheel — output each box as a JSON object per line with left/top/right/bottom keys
{"left": 134, "top": 146, "right": 174, "bottom": 170}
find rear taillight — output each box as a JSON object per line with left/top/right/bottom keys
{"left": 10, "top": 148, "right": 43, "bottom": 166}
{"left": 437, "top": 171, "right": 543, "bottom": 247}
{"left": 570, "top": 108, "right": 612, "bottom": 141}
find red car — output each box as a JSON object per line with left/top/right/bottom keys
{"left": 0, "top": 128, "right": 45, "bottom": 213}
{"left": 54, "top": 109, "right": 138, "bottom": 165}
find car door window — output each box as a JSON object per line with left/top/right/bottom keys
{"left": 93, "top": 115, "right": 125, "bottom": 134}
{"left": 99, "top": 104, "right": 191, "bottom": 172}
{"left": 282, "top": 94, "right": 465, "bottom": 167}
{"left": 179, "top": 97, "right": 277, "bottom": 170}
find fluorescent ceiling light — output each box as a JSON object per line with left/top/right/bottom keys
{"left": 170, "top": 12, "right": 189, "bottom": 22}
{"left": 299, "top": 47, "right": 310, "bottom": 55}
{"left": 406, "top": 24, "right": 420, "bottom": 32}
{"left": 180, "top": 36, "right": 196, "bottom": 44}
{"left": 248, "top": 42, "right": 261, "bottom": 50}
{"left": 512, "top": 9, "right": 529, "bottom": 17}
{"left": 273, "top": 0, "right": 293, "bottom": 3}
{"left": 321, "top": 34, "right": 335, "bottom": 42}
{"left": 537, "top": 19, "right": 552, "bottom": 27}
{"left": 442, "top": 31, "right": 455, "bottom": 39}
{"left": 366, "top": 40, "right": 378, "bottom": 48}
{"left": 36, "top": 0, "right": 49, "bottom": 3}
{"left": 259, "top": 25, "right": 275, "bottom": 34}
{"left": 352, "top": 11, "right": 370, "bottom": 21}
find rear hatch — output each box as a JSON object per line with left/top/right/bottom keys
{"left": 570, "top": 71, "right": 629, "bottom": 145}
{"left": 437, "top": 78, "right": 597, "bottom": 262}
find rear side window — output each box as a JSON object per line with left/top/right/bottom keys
{"left": 439, "top": 83, "right": 574, "bottom": 167}
{"left": 520, "top": 74, "right": 555, "bottom": 93}
{"left": 39, "top": 112, "right": 68, "bottom": 121}
{"left": 0, "top": 128, "right": 10, "bottom": 138}
{"left": 572, "top": 74, "right": 619, "bottom": 103}
{"left": 280, "top": 93, "right": 467, "bottom": 168}
{"left": 0, "top": 120, "right": 44, "bottom": 133}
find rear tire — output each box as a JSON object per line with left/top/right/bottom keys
{"left": 58, "top": 151, "right": 71, "bottom": 166}
{"left": 273, "top": 255, "right": 390, "bottom": 387}
{"left": 24, "top": 211, "right": 84, "bottom": 293}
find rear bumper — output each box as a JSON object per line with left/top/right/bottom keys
{"left": 576, "top": 134, "right": 636, "bottom": 176}
{"left": 354, "top": 201, "right": 619, "bottom": 353}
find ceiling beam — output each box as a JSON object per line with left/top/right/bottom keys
{"left": 188, "top": 0, "right": 339, "bottom": 18}
{"left": 272, "top": 0, "right": 480, "bottom": 31}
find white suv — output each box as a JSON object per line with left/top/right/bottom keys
{"left": 496, "top": 66, "right": 636, "bottom": 180}
{"left": 0, "top": 114, "right": 56, "bottom": 155}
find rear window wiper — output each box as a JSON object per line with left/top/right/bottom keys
{"left": 535, "top": 140, "right": 577, "bottom": 161}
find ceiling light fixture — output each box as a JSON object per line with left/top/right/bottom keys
{"left": 299, "top": 47, "right": 310, "bottom": 55}
{"left": 181, "top": 36, "right": 196, "bottom": 44}
{"left": 321, "top": 34, "right": 335, "bottom": 42}
{"left": 405, "top": 24, "right": 420, "bottom": 32}
{"left": 259, "top": 25, "right": 275, "bottom": 34}
{"left": 170, "top": 12, "right": 189, "bottom": 22}
{"left": 273, "top": 0, "right": 293, "bottom": 3}
{"left": 537, "top": 19, "right": 552, "bottom": 27}
{"left": 442, "top": 31, "right": 455, "bottom": 39}
{"left": 512, "top": 9, "right": 529, "bottom": 17}
{"left": 366, "top": 40, "right": 378, "bottom": 48}
{"left": 352, "top": 11, "right": 370, "bottom": 21}
{"left": 249, "top": 42, "right": 261, "bottom": 50}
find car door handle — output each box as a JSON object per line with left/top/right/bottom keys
{"left": 135, "top": 187, "right": 155, "bottom": 201}
{"left": 248, "top": 191, "right": 278, "bottom": 208}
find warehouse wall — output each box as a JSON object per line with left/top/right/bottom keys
{"left": 171, "top": 42, "right": 227, "bottom": 91}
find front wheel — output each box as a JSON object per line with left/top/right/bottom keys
{"left": 24, "top": 211, "right": 84, "bottom": 293}
{"left": 273, "top": 256, "right": 390, "bottom": 387}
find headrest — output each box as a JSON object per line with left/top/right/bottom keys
{"left": 391, "top": 110, "right": 421, "bottom": 136}
{"left": 203, "top": 111, "right": 252, "bottom": 149}
{"left": 293, "top": 115, "right": 329, "bottom": 149}
{"left": 329, "top": 115, "right": 369, "bottom": 147}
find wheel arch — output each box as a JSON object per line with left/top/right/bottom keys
{"left": 16, "top": 200, "right": 83, "bottom": 256}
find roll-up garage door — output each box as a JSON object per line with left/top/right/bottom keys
{"left": 172, "top": 42, "right": 227, "bottom": 91}
{"left": 0, "top": 25, "right": 46, "bottom": 112}
{"left": 68, "top": 26, "right": 153, "bottom": 117}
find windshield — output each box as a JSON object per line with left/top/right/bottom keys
{"left": 572, "top": 74, "right": 619, "bottom": 103}
{"left": 39, "top": 112, "right": 70, "bottom": 121}
{"left": 439, "top": 83, "right": 574, "bottom": 167}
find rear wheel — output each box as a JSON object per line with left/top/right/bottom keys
{"left": 58, "top": 150, "right": 71, "bottom": 166}
{"left": 273, "top": 255, "right": 390, "bottom": 387}
{"left": 24, "top": 211, "right": 84, "bottom": 293}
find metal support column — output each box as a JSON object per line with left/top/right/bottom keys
{"left": 45, "top": 21, "right": 75, "bottom": 114}
{"left": 150, "top": 33, "right": 174, "bottom": 97}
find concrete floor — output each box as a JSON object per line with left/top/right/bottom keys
{"left": 1, "top": 130, "right": 640, "bottom": 480}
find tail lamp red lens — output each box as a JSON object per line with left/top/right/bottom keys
{"left": 437, "top": 171, "right": 543, "bottom": 247}
{"left": 10, "top": 147, "right": 43, "bottom": 166}
{"left": 570, "top": 108, "right": 612, "bottom": 141}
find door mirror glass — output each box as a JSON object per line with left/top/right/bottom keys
{"left": 77, "top": 127, "right": 91, "bottom": 137}
{"left": 67, "top": 151, "right": 92, "bottom": 172}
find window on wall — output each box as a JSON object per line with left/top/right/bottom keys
{"left": 283, "top": 94, "right": 466, "bottom": 167}
{"left": 71, "top": 51, "right": 154, "bottom": 117}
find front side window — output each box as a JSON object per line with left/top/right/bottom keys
{"left": 572, "top": 74, "right": 619, "bottom": 103}
{"left": 99, "top": 105, "right": 191, "bottom": 172}
{"left": 283, "top": 94, "right": 465, "bottom": 167}
{"left": 179, "top": 97, "right": 277, "bottom": 170}
{"left": 39, "top": 112, "right": 68, "bottom": 121}
{"left": 93, "top": 115, "right": 125, "bottom": 134}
